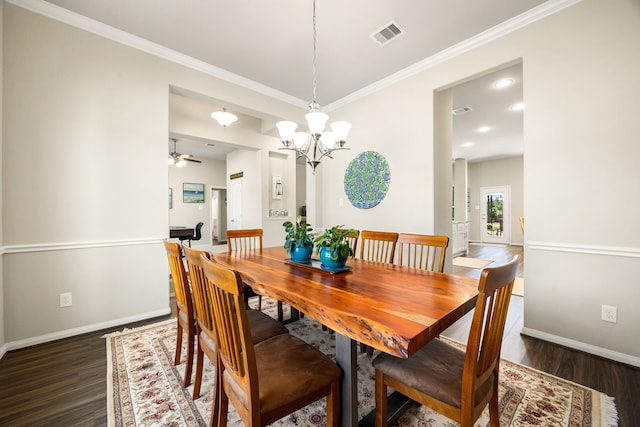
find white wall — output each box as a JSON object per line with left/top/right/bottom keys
{"left": 322, "top": 0, "right": 640, "bottom": 365}
{"left": 0, "top": 0, "right": 5, "bottom": 357}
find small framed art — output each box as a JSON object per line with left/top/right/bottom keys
{"left": 183, "top": 182, "right": 205, "bottom": 203}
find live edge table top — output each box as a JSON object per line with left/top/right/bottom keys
{"left": 213, "top": 246, "right": 479, "bottom": 359}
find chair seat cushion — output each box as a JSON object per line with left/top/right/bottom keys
{"left": 246, "top": 309, "right": 289, "bottom": 343}
{"left": 373, "top": 338, "right": 492, "bottom": 409}
{"left": 253, "top": 334, "right": 341, "bottom": 416}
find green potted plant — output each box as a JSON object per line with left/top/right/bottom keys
{"left": 313, "top": 225, "right": 356, "bottom": 269}
{"left": 283, "top": 216, "right": 314, "bottom": 262}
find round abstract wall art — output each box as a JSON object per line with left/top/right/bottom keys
{"left": 344, "top": 151, "right": 390, "bottom": 209}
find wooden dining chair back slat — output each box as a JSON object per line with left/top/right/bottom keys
{"left": 373, "top": 255, "right": 520, "bottom": 427}
{"left": 340, "top": 228, "right": 360, "bottom": 256}
{"left": 396, "top": 233, "right": 449, "bottom": 272}
{"left": 226, "top": 229, "right": 263, "bottom": 252}
{"left": 201, "top": 255, "right": 342, "bottom": 426}
{"left": 358, "top": 230, "right": 398, "bottom": 263}
{"left": 163, "top": 240, "right": 196, "bottom": 388}
{"left": 182, "top": 246, "right": 218, "bottom": 404}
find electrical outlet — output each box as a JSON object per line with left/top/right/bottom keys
{"left": 601, "top": 305, "right": 617, "bottom": 323}
{"left": 59, "top": 292, "right": 73, "bottom": 308}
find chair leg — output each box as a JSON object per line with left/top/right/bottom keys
{"left": 374, "top": 370, "right": 388, "bottom": 427}
{"left": 218, "top": 383, "right": 229, "bottom": 427}
{"left": 174, "top": 320, "right": 183, "bottom": 366}
{"left": 277, "top": 301, "right": 283, "bottom": 322}
{"left": 327, "top": 380, "right": 340, "bottom": 427}
{"left": 183, "top": 328, "right": 195, "bottom": 388}
{"left": 488, "top": 375, "right": 500, "bottom": 427}
{"left": 193, "top": 341, "right": 204, "bottom": 399}
{"left": 258, "top": 295, "right": 262, "bottom": 311}
{"left": 209, "top": 355, "right": 220, "bottom": 427}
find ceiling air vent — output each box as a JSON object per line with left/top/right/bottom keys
{"left": 452, "top": 106, "right": 473, "bottom": 116}
{"left": 371, "top": 21, "right": 405, "bottom": 46}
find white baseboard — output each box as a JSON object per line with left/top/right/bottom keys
{"left": 521, "top": 327, "right": 640, "bottom": 368}
{"left": 4, "top": 308, "right": 171, "bottom": 352}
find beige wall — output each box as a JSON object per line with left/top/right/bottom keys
{"left": 322, "top": 0, "right": 640, "bottom": 365}
{"left": 1, "top": 3, "right": 300, "bottom": 347}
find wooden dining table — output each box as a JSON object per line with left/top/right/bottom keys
{"left": 214, "top": 246, "right": 479, "bottom": 427}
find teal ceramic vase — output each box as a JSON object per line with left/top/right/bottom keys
{"left": 290, "top": 243, "right": 313, "bottom": 262}
{"left": 319, "top": 246, "right": 347, "bottom": 269}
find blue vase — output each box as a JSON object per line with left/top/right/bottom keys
{"left": 290, "top": 243, "right": 313, "bottom": 262}
{"left": 319, "top": 246, "right": 347, "bottom": 269}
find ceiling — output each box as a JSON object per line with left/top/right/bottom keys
{"left": 40, "top": 0, "right": 561, "bottom": 162}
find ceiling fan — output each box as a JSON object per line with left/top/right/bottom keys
{"left": 168, "top": 138, "right": 201, "bottom": 167}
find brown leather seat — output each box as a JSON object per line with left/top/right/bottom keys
{"left": 182, "top": 246, "right": 289, "bottom": 406}
{"left": 163, "top": 240, "right": 196, "bottom": 388}
{"left": 201, "top": 255, "right": 342, "bottom": 426}
{"left": 373, "top": 255, "right": 519, "bottom": 427}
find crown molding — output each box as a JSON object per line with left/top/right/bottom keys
{"left": 6, "top": 0, "right": 308, "bottom": 109}
{"left": 326, "top": 0, "right": 583, "bottom": 111}
{"left": 8, "top": 0, "right": 580, "bottom": 112}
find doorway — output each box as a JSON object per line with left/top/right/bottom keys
{"left": 210, "top": 187, "right": 227, "bottom": 245}
{"left": 480, "top": 185, "right": 511, "bottom": 244}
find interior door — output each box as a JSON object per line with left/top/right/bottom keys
{"left": 480, "top": 186, "right": 510, "bottom": 244}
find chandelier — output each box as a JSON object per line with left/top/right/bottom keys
{"left": 276, "top": 0, "right": 351, "bottom": 172}
{"left": 211, "top": 107, "right": 238, "bottom": 127}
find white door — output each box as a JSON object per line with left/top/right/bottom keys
{"left": 480, "top": 186, "right": 510, "bottom": 244}
{"left": 229, "top": 179, "right": 243, "bottom": 230}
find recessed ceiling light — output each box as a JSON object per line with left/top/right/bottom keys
{"left": 477, "top": 126, "right": 491, "bottom": 133}
{"left": 462, "top": 142, "right": 475, "bottom": 148}
{"left": 494, "top": 78, "right": 514, "bottom": 89}
{"left": 510, "top": 102, "right": 525, "bottom": 111}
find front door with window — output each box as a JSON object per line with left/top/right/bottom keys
{"left": 480, "top": 186, "right": 510, "bottom": 244}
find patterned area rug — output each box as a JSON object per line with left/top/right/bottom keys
{"left": 106, "top": 299, "right": 618, "bottom": 426}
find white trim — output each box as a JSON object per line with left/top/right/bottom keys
{"left": 4, "top": 308, "right": 171, "bottom": 351}
{"left": 527, "top": 242, "right": 640, "bottom": 258}
{"left": 521, "top": 327, "right": 640, "bottom": 368}
{"left": 326, "top": 0, "right": 582, "bottom": 111}
{"left": 7, "top": 0, "right": 580, "bottom": 113}
{"left": 1, "top": 238, "right": 164, "bottom": 254}
{"left": 0, "top": 344, "right": 6, "bottom": 361}
{"left": 6, "top": 0, "right": 307, "bottom": 109}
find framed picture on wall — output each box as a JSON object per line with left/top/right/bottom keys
{"left": 183, "top": 182, "right": 205, "bottom": 203}
{"left": 169, "top": 188, "right": 173, "bottom": 209}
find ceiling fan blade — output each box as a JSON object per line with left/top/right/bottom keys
{"left": 184, "top": 158, "right": 202, "bottom": 163}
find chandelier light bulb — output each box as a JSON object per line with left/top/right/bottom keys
{"left": 330, "top": 121, "right": 352, "bottom": 143}
{"left": 276, "top": 121, "right": 298, "bottom": 143}
{"left": 293, "top": 132, "right": 309, "bottom": 149}
{"left": 305, "top": 111, "right": 329, "bottom": 135}
{"left": 320, "top": 132, "right": 336, "bottom": 149}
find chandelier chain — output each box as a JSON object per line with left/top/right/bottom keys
{"left": 311, "top": 0, "right": 317, "bottom": 105}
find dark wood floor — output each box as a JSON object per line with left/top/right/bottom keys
{"left": 0, "top": 244, "right": 638, "bottom": 426}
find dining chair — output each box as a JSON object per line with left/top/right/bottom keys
{"left": 201, "top": 255, "right": 342, "bottom": 427}
{"left": 358, "top": 230, "right": 398, "bottom": 263}
{"left": 340, "top": 228, "right": 360, "bottom": 256}
{"left": 226, "top": 228, "right": 285, "bottom": 321}
{"left": 163, "top": 240, "right": 196, "bottom": 387}
{"left": 395, "top": 233, "right": 449, "bottom": 272}
{"left": 179, "top": 222, "right": 204, "bottom": 247}
{"left": 372, "top": 255, "right": 520, "bottom": 427}
{"left": 182, "top": 246, "right": 289, "bottom": 405}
